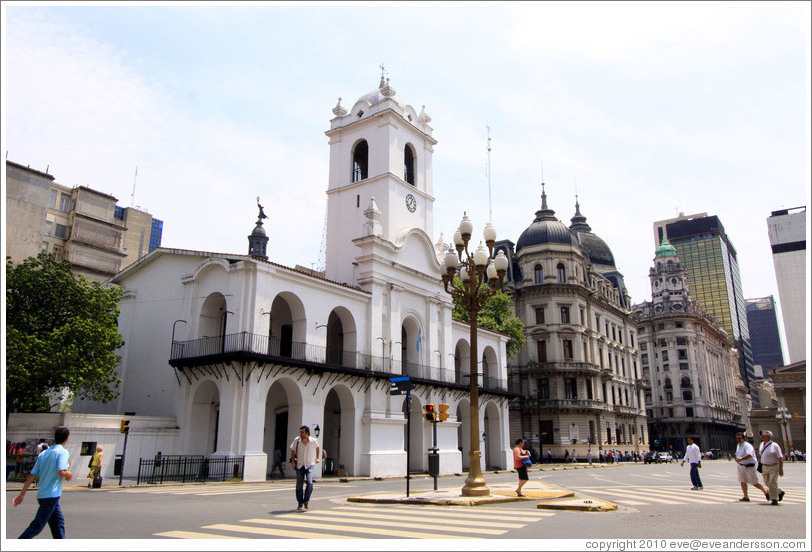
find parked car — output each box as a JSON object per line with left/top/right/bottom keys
{"left": 643, "top": 452, "right": 660, "bottom": 464}
{"left": 657, "top": 452, "right": 674, "bottom": 463}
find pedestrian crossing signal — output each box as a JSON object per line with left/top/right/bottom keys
{"left": 423, "top": 404, "right": 436, "bottom": 422}
{"left": 438, "top": 403, "right": 450, "bottom": 422}
{"left": 120, "top": 419, "right": 130, "bottom": 434}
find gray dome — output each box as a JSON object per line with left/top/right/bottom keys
{"left": 570, "top": 199, "right": 615, "bottom": 267}
{"left": 516, "top": 188, "right": 578, "bottom": 251}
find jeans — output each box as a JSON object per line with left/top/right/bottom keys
{"left": 689, "top": 463, "right": 703, "bottom": 488}
{"left": 19, "top": 497, "right": 65, "bottom": 539}
{"left": 295, "top": 466, "right": 314, "bottom": 506}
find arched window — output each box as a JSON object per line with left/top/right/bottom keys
{"left": 664, "top": 378, "right": 672, "bottom": 389}
{"left": 404, "top": 144, "right": 415, "bottom": 185}
{"left": 681, "top": 377, "right": 692, "bottom": 389}
{"left": 557, "top": 263, "right": 566, "bottom": 283}
{"left": 352, "top": 140, "right": 368, "bottom": 182}
{"left": 534, "top": 264, "right": 543, "bottom": 284}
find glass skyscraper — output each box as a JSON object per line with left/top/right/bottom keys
{"left": 653, "top": 213, "right": 758, "bottom": 406}
{"left": 746, "top": 296, "right": 785, "bottom": 375}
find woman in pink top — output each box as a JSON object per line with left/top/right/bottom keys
{"left": 513, "top": 438, "right": 531, "bottom": 496}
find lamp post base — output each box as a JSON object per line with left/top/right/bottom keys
{"left": 461, "top": 451, "right": 490, "bottom": 497}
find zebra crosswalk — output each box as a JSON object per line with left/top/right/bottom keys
{"left": 570, "top": 485, "right": 805, "bottom": 507}
{"left": 110, "top": 482, "right": 348, "bottom": 497}
{"left": 154, "top": 504, "right": 557, "bottom": 539}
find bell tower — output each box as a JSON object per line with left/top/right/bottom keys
{"left": 323, "top": 76, "right": 437, "bottom": 284}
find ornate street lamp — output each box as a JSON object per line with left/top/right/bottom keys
{"left": 441, "top": 213, "right": 508, "bottom": 496}
{"left": 776, "top": 406, "right": 792, "bottom": 452}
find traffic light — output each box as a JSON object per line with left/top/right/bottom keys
{"left": 120, "top": 419, "right": 130, "bottom": 434}
{"left": 423, "top": 404, "right": 436, "bottom": 422}
{"left": 438, "top": 403, "right": 450, "bottom": 422}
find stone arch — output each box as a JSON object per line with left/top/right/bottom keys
{"left": 454, "top": 339, "right": 471, "bottom": 385}
{"left": 262, "top": 377, "right": 304, "bottom": 477}
{"left": 189, "top": 380, "right": 220, "bottom": 456}
{"left": 483, "top": 401, "right": 503, "bottom": 470}
{"left": 456, "top": 398, "right": 471, "bottom": 469}
{"left": 400, "top": 315, "right": 423, "bottom": 377}
{"left": 269, "top": 292, "right": 307, "bottom": 359}
{"left": 405, "top": 394, "right": 427, "bottom": 472}
{"left": 322, "top": 384, "right": 357, "bottom": 476}
{"left": 352, "top": 139, "right": 368, "bottom": 182}
{"left": 481, "top": 346, "right": 498, "bottom": 388}
{"left": 404, "top": 143, "right": 416, "bottom": 185}
{"left": 325, "top": 306, "right": 358, "bottom": 367}
{"left": 198, "top": 292, "right": 229, "bottom": 341}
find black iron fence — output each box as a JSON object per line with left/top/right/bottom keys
{"left": 171, "top": 331, "right": 508, "bottom": 391}
{"left": 136, "top": 455, "right": 244, "bottom": 485}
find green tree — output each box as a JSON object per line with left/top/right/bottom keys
{"left": 451, "top": 281, "right": 526, "bottom": 358}
{"left": 6, "top": 253, "right": 123, "bottom": 413}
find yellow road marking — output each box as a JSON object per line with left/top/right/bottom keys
{"left": 154, "top": 530, "right": 246, "bottom": 539}
{"left": 240, "top": 518, "right": 478, "bottom": 539}
{"left": 272, "top": 512, "right": 507, "bottom": 534}
{"left": 203, "top": 523, "right": 357, "bottom": 539}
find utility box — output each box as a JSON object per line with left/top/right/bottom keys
{"left": 427, "top": 453, "right": 439, "bottom": 478}
{"left": 113, "top": 455, "right": 123, "bottom": 476}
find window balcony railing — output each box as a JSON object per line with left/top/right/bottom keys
{"left": 613, "top": 404, "right": 640, "bottom": 415}
{"left": 514, "top": 397, "right": 610, "bottom": 411}
{"left": 170, "top": 332, "right": 508, "bottom": 391}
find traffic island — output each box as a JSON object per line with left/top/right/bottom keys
{"left": 347, "top": 481, "right": 574, "bottom": 506}
{"left": 537, "top": 497, "right": 617, "bottom": 512}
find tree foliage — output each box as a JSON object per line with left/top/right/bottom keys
{"left": 6, "top": 253, "right": 124, "bottom": 413}
{"left": 451, "top": 281, "right": 526, "bottom": 358}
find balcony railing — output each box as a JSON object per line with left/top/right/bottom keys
{"left": 613, "top": 404, "right": 640, "bottom": 415}
{"left": 170, "top": 332, "right": 508, "bottom": 391}
{"left": 510, "top": 362, "right": 601, "bottom": 375}
{"left": 515, "top": 397, "right": 610, "bottom": 411}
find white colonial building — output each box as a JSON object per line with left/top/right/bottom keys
{"left": 70, "top": 77, "right": 512, "bottom": 481}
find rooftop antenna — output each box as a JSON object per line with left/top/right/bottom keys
{"left": 130, "top": 165, "right": 138, "bottom": 207}
{"left": 486, "top": 125, "right": 493, "bottom": 222}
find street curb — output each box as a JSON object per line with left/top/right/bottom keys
{"left": 537, "top": 497, "right": 618, "bottom": 512}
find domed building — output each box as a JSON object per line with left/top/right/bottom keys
{"left": 496, "top": 185, "right": 648, "bottom": 459}
{"left": 633, "top": 237, "right": 747, "bottom": 454}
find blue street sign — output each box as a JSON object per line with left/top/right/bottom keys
{"left": 389, "top": 376, "right": 410, "bottom": 382}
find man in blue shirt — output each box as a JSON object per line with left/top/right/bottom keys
{"left": 13, "top": 426, "right": 73, "bottom": 538}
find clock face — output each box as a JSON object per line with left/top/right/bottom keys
{"left": 405, "top": 194, "right": 417, "bottom": 212}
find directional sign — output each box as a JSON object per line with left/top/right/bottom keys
{"left": 389, "top": 376, "right": 410, "bottom": 383}
{"left": 390, "top": 381, "right": 415, "bottom": 395}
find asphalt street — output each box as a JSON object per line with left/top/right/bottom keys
{"left": 4, "top": 459, "right": 807, "bottom": 541}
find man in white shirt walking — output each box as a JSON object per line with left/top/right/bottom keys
{"left": 681, "top": 436, "right": 703, "bottom": 490}
{"left": 758, "top": 430, "right": 785, "bottom": 505}
{"left": 290, "top": 425, "right": 320, "bottom": 511}
{"left": 734, "top": 432, "right": 768, "bottom": 501}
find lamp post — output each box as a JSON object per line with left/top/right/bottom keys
{"left": 776, "top": 406, "right": 792, "bottom": 452}
{"left": 441, "top": 213, "right": 508, "bottom": 497}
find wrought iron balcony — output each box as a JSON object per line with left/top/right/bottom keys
{"left": 514, "top": 397, "right": 610, "bottom": 411}
{"left": 169, "top": 332, "right": 509, "bottom": 393}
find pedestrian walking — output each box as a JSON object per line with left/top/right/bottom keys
{"left": 733, "top": 432, "right": 767, "bottom": 502}
{"left": 289, "top": 425, "right": 320, "bottom": 511}
{"left": 12, "top": 426, "right": 73, "bottom": 539}
{"left": 513, "top": 438, "right": 531, "bottom": 497}
{"left": 758, "top": 430, "right": 785, "bottom": 505}
{"left": 271, "top": 448, "right": 285, "bottom": 478}
{"left": 681, "top": 437, "right": 703, "bottom": 490}
{"left": 87, "top": 444, "right": 103, "bottom": 488}
{"left": 547, "top": 448, "right": 553, "bottom": 463}
{"left": 36, "top": 439, "right": 49, "bottom": 455}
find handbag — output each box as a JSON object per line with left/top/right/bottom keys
{"left": 88, "top": 456, "right": 94, "bottom": 468}
{"left": 522, "top": 458, "right": 532, "bottom": 467}
{"left": 756, "top": 462, "right": 763, "bottom": 473}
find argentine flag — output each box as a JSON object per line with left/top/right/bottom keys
{"left": 416, "top": 329, "right": 422, "bottom": 352}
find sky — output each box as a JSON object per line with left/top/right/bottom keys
{"left": 2, "top": 1, "right": 810, "bottom": 351}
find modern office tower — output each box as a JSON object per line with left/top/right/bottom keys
{"left": 634, "top": 239, "right": 747, "bottom": 453}
{"left": 653, "top": 213, "right": 758, "bottom": 406}
{"left": 5, "top": 160, "right": 163, "bottom": 281}
{"left": 767, "top": 206, "right": 807, "bottom": 363}
{"left": 500, "top": 191, "right": 647, "bottom": 458}
{"left": 746, "top": 296, "right": 786, "bottom": 376}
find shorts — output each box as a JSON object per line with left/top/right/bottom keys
{"left": 516, "top": 466, "right": 529, "bottom": 481}
{"left": 737, "top": 463, "right": 758, "bottom": 484}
